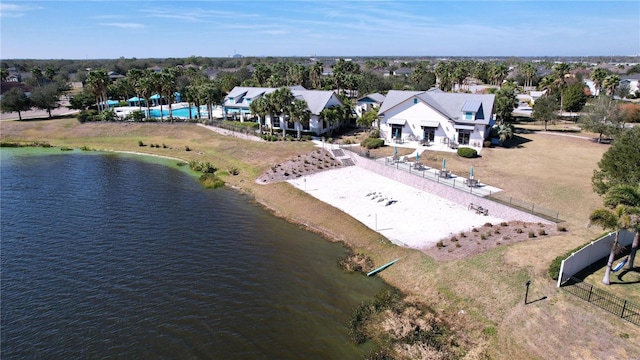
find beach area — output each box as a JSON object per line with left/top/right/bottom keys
{"left": 287, "top": 166, "right": 506, "bottom": 249}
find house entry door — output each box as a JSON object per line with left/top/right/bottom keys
{"left": 391, "top": 125, "right": 403, "bottom": 140}
{"left": 422, "top": 127, "right": 435, "bottom": 142}
{"left": 457, "top": 130, "right": 471, "bottom": 145}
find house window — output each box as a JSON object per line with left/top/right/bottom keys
{"left": 272, "top": 116, "right": 280, "bottom": 128}
{"left": 465, "top": 112, "right": 473, "bottom": 120}
{"left": 246, "top": 98, "right": 251, "bottom": 104}
{"left": 229, "top": 97, "right": 234, "bottom": 103}
{"left": 414, "top": 98, "right": 418, "bottom": 104}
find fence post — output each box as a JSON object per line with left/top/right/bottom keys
{"left": 531, "top": 204, "right": 535, "bottom": 214}
{"left": 622, "top": 300, "right": 627, "bottom": 318}
{"left": 587, "top": 285, "right": 593, "bottom": 302}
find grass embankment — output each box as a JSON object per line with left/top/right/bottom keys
{"left": 2, "top": 119, "right": 638, "bottom": 359}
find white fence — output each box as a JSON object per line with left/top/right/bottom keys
{"left": 557, "top": 230, "right": 636, "bottom": 287}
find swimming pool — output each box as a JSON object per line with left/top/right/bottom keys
{"left": 148, "top": 107, "right": 201, "bottom": 119}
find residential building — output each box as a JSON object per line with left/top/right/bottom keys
{"left": 377, "top": 89, "right": 496, "bottom": 149}
{"left": 223, "top": 86, "right": 346, "bottom": 136}
{"left": 355, "top": 93, "right": 385, "bottom": 117}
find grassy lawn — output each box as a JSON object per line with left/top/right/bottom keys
{"left": 2, "top": 118, "right": 638, "bottom": 359}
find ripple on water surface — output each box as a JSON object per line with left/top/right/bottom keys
{"left": 0, "top": 149, "right": 388, "bottom": 359}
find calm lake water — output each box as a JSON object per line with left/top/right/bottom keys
{"left": 0, "top": 149, "right": 388, "bottom": 359}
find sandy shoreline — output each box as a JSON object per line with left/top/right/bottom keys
{"left": 288, "top": 166, "right": 506, "bottom": 250}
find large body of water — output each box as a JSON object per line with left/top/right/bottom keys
{"left": 0, "top": 149, "right": 388, "bottom": 359}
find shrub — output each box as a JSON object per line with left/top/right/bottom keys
{"left": 480, "top": 234, "right": 487, "bottom": 240}
{"left": 361, "top": 138, "right": 385, "bottom": 149}
{"left": 185, "top": 145, "right": 191, "bottom": 151}
{"left": 198, "top": 173, "right": 224, "bottom": 188}
{"left": 557, "top": 225, "right": 568, "bottom": 232}
{"left": 528, "top": 231, "right": 536, "bottom": 238}
{"left": 457, "top": 147, "right": 478, "bottom": 158}
{"left": 472, "top": 227, "right": 479, "bottom": 232}
{"left": 369, "top": 129, "right": 380, "bottom": 138}
{"left": 484, "top": 222, "right": 493, "bottom": 227}
{"left": 455, "top": 243, "right": 461, "bottom": 248}
{"left": 436, "top": 240, "right": 444, "bottom": 248}
{"left": 515, "top": 228, "right": 523, "bottom": 234}
{"left": 539, "top": 229, "right": 547, "bottom": 236}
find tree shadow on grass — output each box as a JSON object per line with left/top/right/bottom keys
{"left": 493, "top": 134, "right": 533, "bottom": 149}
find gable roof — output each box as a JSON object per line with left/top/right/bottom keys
{"left": 224, "top": 86, "right": 341, "bottom": 115}
{"left": 378, "top": 90, "right": 495, "bottom": 125}
{"left": 358, "top": 93, "right": 386, "bottom": 104}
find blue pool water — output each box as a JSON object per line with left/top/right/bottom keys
{"left": 148, "top": 107, "right": 201, "bottom": 119}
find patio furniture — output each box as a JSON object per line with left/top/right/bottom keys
{"left": 413, "top": 163, "right": 426, "bottom": 171}
{"left": 438, "top": 170, "right": 451, "bottom": 178}
{"left": 465, "top": 178, "right": 479, "bottom": 188}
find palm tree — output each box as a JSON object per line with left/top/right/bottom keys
{"left": 127, "top": 69, "right": 145, "bottom": 111}
{"left": 435, "top": 62, "right": 453, "bottom": 91}
{"left": 603, "top": 184, "right": 640, "bottom": 270}
{"left": 589, "top": 204, "right": 637, "bottom": 284}
{"left": 495, "top": 123, "right": 514, "bottom": 144}
{"left": 520, "top": 63, "right": 537, "bottom": 88}
{"left": 139, "top": 70, "right": 158, "bottom": 120}
{"left": 161, "top": 67, "right": 180, "bottom": 121}
{"left": 310, "top": 61, "right": 324, "bottom": 89}
{"left": 603, "top": 75, "right": 620, "bottom": 97}
{"left": 86, "top": 69, "right": 110, "bottom": 112}
{"left": 262, "top": 92, "right": 277, "bottom": 135}
{"left": 249, "top": 96, "right": 268, "bottom": 134}
{"left": 590, "top": 68, "right": 608, "bottom": 96}
{"left": 552, "top": 63, "right": 571, "bottom": 113}
{"left": 320, "top": 106, "right": 339, "bottom": 136}
{"left": 253, "top": 64, "right": 271, "bottom": 87}
{"left": 271, "top": 87, "right": 294, "bottom": 138}
{"left": 289, "top": 98, "right": 310, "bottom": 140}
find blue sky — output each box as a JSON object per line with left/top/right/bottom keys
{"left": 1, "top": 1, "right": 638, "bottom": 59}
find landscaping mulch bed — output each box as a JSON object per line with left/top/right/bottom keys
{"left": 423, "top": 221, "right": 565, "bottom": 261}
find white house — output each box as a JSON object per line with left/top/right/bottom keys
{"left": 377, "top": 89, "right": 496, "bottom": 149}
{"left": 355, "top": 93, "right": 385, "bottom": 117}
{"left": 223, "top": 86, "right": 346, "bottom": 136}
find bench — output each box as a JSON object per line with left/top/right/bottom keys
{"left": 413, "top": 163, "right": 426, "bottom": 171}
{"left": 468, "top": 203, "right": 489, "bottom": 216}
{"left": 465, "top": 178, "right": 479, "bottom": 188}
{"left": 438, "top": 170, "right": 451, "bottom": 178}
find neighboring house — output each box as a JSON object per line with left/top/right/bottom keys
{"left": 223, "top": 86, "right": 345, "bottom": 136}
{"left": 108, "top": 71, "right": 125, "bottom": 81}
{"left": 6, "top": 74, "right": 20, "bottom": 82}
{"left": 620, "top": 74, "right": 640, "bottom": 95}
{"left": 0, "top": 82, "right": 32, "bottom": 100}
{"left": 377, "top": 89, "right": 496, "bottom": 149}
{"left": 393, "top": 67, "right": 412, "bottom": 76}
{"left": 355, "top": 93, "right": 385, "bottom": 117}
{"left": 584, "top": 79, "right": 599, "bottom": 97}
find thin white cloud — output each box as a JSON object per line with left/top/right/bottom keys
{"left": 0, "top": 3, "right": 41, "bottom": 18}
{"left": 100, "top": 23, "right": 146, "bottom": 29}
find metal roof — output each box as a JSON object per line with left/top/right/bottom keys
{"left": 461, "top": 100, "right": 482, "bottom": 112}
